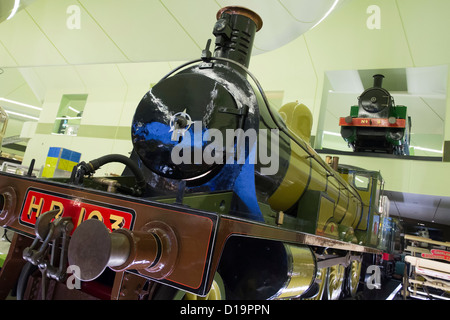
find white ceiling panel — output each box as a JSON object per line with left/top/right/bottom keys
{"left": 18, "top": 67, "right": 46, "bottom": 104}
{"left": 0, "top": 68, "right": 42, "bottom": 121}
{"left": 78, "top": 0, "right": 201, "bottom": 62}
{"left": 0, "top": 41, "right": 17, "bottom": 67}
{"left": 25, "top": 0, "right": 128, "bottom": 65}
{"left": 32, "top": 66, "right": 86, "bottom": 91}
{"left": 1, "top": 84, "right": 42, "bottom": 119}
{"left": 0, "top": 0, "right": 343, "bottom": 67}
{"left": 280, "top": 0, "right": 338, "bottom": 23}
{"left": 394, "top": 95, "right": 444, "bottom": 135}
{"left": 326, "top": 69, "right": 364, "bottom": 93}
{"left": 116, "top": 61, "right": 173, "bottom": 86}
{"left": 406, "top": 65, "right": 448, "bottom": 96}
{"left": 75, "top": 64, "right": 127, "bottom": 89}
{"left": 161, "top": 0, "right": 220, "bottom": 51}
{"left": 396, "top": 0, "right": 450, "bottom": 67}
{"left": 0, "top": 9, "right": 67, "bottom": 66}
{"left": 0, "top": 68, "right": 26, "bottom": 96}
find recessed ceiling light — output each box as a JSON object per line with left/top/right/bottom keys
{"left": 323, "top": 131, "right": 341, "bottom": 137}
{"left": 3, "top": 109, "right": 39, "bottom": 120}
{"left": 413, "top": 146, "right": 442, "bottom": 154}
{"left": 68, "top": 106, "right": 80, "bottom": 114}
{"left": 0, "top": 97, "right": 42, "bottom": 111}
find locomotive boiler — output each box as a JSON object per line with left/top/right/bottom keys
{"left": 0, "top": 6, "right": 397, "bottom": 301}
{"left": 339, "top": 74, "right": 411, "bottom": 155}
{"left": 128, "top": 6, "right": 366, "bottom": 236}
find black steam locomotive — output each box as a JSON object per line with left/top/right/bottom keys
{"left": 339, "top": 74, "right": 411, "bottom": 155}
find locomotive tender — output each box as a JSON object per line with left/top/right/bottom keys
{"left": 339, "top": 74, "right": 411, "bottom": 155}
{"left": 0, "top": 7, "right": 396, "bottom": 300}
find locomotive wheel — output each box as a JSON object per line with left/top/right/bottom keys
{"left": 303, "top": 267, "right": 328, "bottom": 300}
{"left": 326, "top": 264, "right": 345, "bottom": 300}
{"left": 347, "top": 260, "right": 362, "bottom": 297}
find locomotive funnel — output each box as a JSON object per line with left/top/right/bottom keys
{"left": 213, "top": 6, "right": 263, "bottom": 68}
{"left": 372, "top": 74, "right": 385, "bottom": 88}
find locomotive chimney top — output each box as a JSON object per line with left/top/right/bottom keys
{"left": 373, "top": 74, "right": 385, "bottom": 88}
{"left": 216, "top": 6, "right": 263, "bottom": 31}
{"left": 213, "top": 6, "right": 263, "bottom": 68}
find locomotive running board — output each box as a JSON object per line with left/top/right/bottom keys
{"left": 214, "top": 214, "right": 381, "bottom": 256}
{"left": 0, "top": 172, "right": 381, "bottom": 297}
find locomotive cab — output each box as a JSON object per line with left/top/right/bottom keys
{"left": 337, "top": 165, "right": 385, "bottom": 247}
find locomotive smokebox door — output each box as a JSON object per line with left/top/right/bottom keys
{"left": 131, "top": 73, "right": 241, "bottom": 181}
{"left": 358, "top": 74, "right": 391, "bottom": 118}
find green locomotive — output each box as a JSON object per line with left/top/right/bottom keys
{"left": 340, "top": 74, "right": 411, "bottom": 155}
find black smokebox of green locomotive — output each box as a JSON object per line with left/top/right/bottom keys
{"left": 358, "top": 74, "right": 392, "bottom": 118}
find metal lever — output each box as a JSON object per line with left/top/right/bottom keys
{"left": 22, "top": 210, "right": 74, "bottom": 299}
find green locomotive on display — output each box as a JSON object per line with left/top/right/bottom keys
{"left": 339, "top": 74, "right": 411, "bottom": 155}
